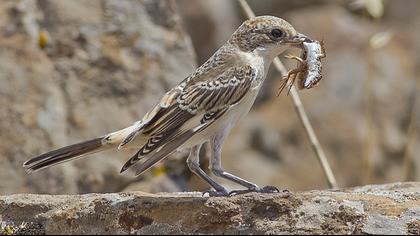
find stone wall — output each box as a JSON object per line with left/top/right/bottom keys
{"left": 1, "top": 182, "right": 419, "bottom": 234}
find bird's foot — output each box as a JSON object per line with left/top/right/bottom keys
{"left": 202, "top": 188, "right": 230, "bottom": 197}
{"left": 203, "top": 186, "right": 289, "bottom": 197}
{"left": 229, "top": 186, "right": 288, "bottom": 196}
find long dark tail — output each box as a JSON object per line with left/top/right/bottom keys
{"left": 23, "top": 137, "right": 110, "bottom": 173}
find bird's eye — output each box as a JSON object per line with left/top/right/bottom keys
{"left": 270, "top": 29, "right": 284, "bottom": 39}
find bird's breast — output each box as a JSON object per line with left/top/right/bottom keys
{"left": 236, "top": 51, "right": 267, "bottom": 84}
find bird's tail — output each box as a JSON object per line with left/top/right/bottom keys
{"left": 23, "top": 126, "right": 137, "bottom": 173}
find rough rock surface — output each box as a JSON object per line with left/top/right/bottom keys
{"left": 1, "top": 182, "right": 419, "bottom": 235}
{"left": 0, "top": 0, "right": 195, "bottom": 194}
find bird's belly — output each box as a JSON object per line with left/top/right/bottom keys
{"left": 181, "top": 88, "right": 260, "bottom": 148}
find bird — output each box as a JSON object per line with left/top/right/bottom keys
{"left": 23, "top": 15, "right": 313, "bottom": 196}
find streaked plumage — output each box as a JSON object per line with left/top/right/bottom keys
{"left": 23, "top": 16, "right": 313, "bottom": 195}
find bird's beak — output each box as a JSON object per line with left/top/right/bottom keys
{"left": 284, "top": 33, "right": 313, "bottom": 47}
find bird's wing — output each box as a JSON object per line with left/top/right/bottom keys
{"left": 120, "top": 65, "right": 258, "bottom": 175}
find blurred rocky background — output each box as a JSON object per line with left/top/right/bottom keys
{"left": 0, "top": 0, "right": 419, "bottom": 195}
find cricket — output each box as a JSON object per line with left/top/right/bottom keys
{"left": 278, "top": 39, "right": 326, "bottom": 95}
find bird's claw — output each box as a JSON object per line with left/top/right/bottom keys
{"left": 203, "top": 186, "right": 289, "bottom": 197}
{"left": 202, "top": 189, "right": 230, "bottom": 197}
{"left": 229, "top": 185, "right": 283, "bottom": 196}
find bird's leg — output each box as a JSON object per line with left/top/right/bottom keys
{"left": 186, "top": 144, "right": 229, "bottom": 196}
{"left": 209, "top": 130, "right": 280, "bottom": 196}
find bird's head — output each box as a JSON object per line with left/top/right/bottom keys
{"left": 230, "top": 15, "right": 311, "bottom": 59}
